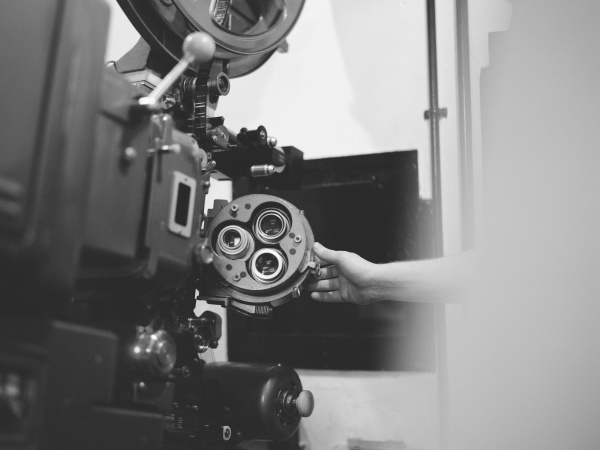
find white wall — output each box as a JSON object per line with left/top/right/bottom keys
{"left": 442, "top": 0, "right": 512, "bottom": 444}
{"left": 297, "top": 370, "right": 437, "bottom": 450}
{"left": 217, "top": 1, "right": 430, "bottom": 163}
{"left": 467, "top": 0, "right": 512, "bottom": 244}
{"left": 445, "top": 1, "right": 600, "bottom": 449}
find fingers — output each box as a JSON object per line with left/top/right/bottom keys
{"left": 310, "top": 291, "right": 345, "bottom": 302}
{"left": 313, "top": 242, "right": 342, "bottom": 265}
{"left": 305, "top": 278, "right": 339, "bottom": 292}
{"left": 309, "top": 243, "right": 346, "bottom": 302}
{"left": 318, "top": 265, "right": 338, "bottom": 279}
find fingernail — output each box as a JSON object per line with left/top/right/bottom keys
{"left": 313, "top": 242, "right": 322, "bottom": 250}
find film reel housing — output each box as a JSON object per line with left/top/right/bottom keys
{"left": 200, "top": 194, "right": 318, "bottom": 318}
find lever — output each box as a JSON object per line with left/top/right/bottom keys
{"left": 139, "top": 32, "right": 216, "bottom": 109}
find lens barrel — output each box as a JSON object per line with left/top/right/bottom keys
{"left": 216, "top": 225, "right": 254, "bottom": 260}
{"left": 253, "top": 208, "right": 290, "bottom": 244}
{"left": 249, "top": 248, "right": 287, "bottom": 284}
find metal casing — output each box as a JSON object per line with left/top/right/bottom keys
{"left": 0, "top": 0, "right": 109, "bottom": 308}
{"left": 204, "top": 362, "right": 305, "bottom": 441}
{"left": 201, "top": 194, "right": 316, "bottom": 316}
{"left": 79, "top": 79, "right": 209, "bottom": 287}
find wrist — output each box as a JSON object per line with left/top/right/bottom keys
{"left": 361, "top": 262, "right": 393, "bottom": 303}
{"left": 372, "top": 261, "right": 415, "bottom": 302}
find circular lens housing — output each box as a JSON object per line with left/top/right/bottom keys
{"left": 253, "top": 208, "right": 290, "bottom": 244}
{"left": 250, "top": 249, "right": 287, "bottom": 284}
{"left": 223, "top": 230, "right": 241, "bottom": 248}
{"left": 216, "top": 225, "right": 254, "bottom": 260}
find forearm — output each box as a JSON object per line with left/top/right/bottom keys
{"left": 371, "top": 250, "right": 477, "bottom": 304}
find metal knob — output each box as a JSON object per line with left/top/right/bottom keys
{"left": 133, "top": 330, "right": 177, "bottom": 375}
{"left": 140, "top": 32, "right": 216, "bottom": 109}
{"left": 295, "top": 390, "right": 315, "bottom": 417}
{"left": 281, "top": 389, "right": 315, "bottom": 418}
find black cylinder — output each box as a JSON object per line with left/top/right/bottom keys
{"left": 204, "top": 362, "right": 305, "bottom": 441}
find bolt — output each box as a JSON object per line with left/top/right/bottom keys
{"left": 202, "top": 160, "right": 217, "bottom": 174}
{"left": 123, "top": 147, "right": 137, "bottom": 162}
{"left": 158, "top": 143, "right": 181, "bottom": 154}
{"left": 233, "top": 274, "right": 240, "bottom": 282}
{"left": 307, "top": 261, "right": 321, "bottom": 277}
{"left": 174, "top": 366, "right": 191, "bottom": 378}
{"left": 231, "top": 204, "right": 239, "bottom": 213}
{"left": 222, "top": 426, "right": 232, "bottom": 440}
{"left": 294, "top": 235, "right": 302, "bottom": 243}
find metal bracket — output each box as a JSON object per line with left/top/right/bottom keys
{"left": 424, "top": 107, "right": 448, "bottom": 120}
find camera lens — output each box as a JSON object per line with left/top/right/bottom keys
{"left": 254, "top": 208, "right": 290, "bottom": 244}
{"left": 260, "top": 215, "right": 283, "bottom": 236}
{"left": 250, "top": 249, "right": 287, "bottom": 284}
{"left": 256, "top": 252, "right": 279, "bottom": 275}
{"left": 216, "top": 225, "right": 254, "bottom": 260}
{"left": 223, "top": 229, "right": 241, "bottom": 248}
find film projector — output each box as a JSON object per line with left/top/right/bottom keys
{"left": 0, "top": 0, "right": 318, "bottom": 448}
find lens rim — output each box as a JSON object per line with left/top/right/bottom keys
{"left": 249, "top": 248, "right": 287, "bottom": 284}
{"left": 253, "top": 208, "right": 290, "bottom": 244}
{"left": 216, "top": 225, "right": 253, "bottom": 260}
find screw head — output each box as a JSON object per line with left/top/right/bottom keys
{"left": 223, "top": 426, "right": 232, "bottom": 440}
{"left": 123, "top": 147, "right": 137, "bottom": 162}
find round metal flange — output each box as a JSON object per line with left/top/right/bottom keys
{"left": 206, "top": 194, "right": 314, "bottom": 305}
{"left": 117, "top": 0, "right": 305, "bottom": 78}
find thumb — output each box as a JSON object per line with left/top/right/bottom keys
{"left": 313, "top": 242, "right": 341, "bottom": 265}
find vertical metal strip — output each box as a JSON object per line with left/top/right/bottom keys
{"left": 425, "top": 0, "right": 448, "bottom": 447}
{"left": 426, "top": 1, "right": 444, "bottom": 246}
{"left": 456, "top": 0, "right": 475, "bottom": 251}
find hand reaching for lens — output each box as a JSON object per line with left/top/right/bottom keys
{"left": 305, "top": 243, "right": 473, "bottom": 305}
{"left": 305, "top": 242, "right": 382, "bottom": 305}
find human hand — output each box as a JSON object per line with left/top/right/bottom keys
{"left": 305, "top": 242, "right": 381, "bottom": 305}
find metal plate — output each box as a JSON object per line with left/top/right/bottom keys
{"left": 206, "top": 194, "right": 315, "bottom": 304}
